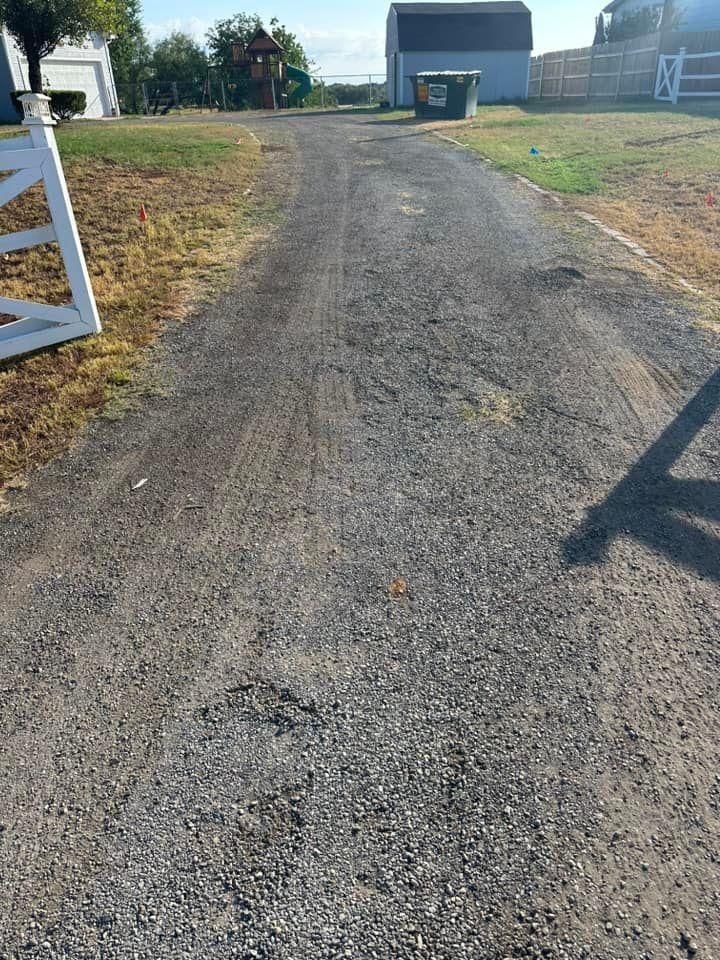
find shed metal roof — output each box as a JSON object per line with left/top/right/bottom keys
{"left": 390, "top": 1, "right": 533, "bottom": 51}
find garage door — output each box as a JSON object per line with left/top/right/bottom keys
{"left": 42, "top": 60, "right": 110, "bottom": 118}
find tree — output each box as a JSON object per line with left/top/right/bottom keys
{"left": 109, "top": 0, "right": 152, "bottom": 86}
{"left": 206, "top": 12, "right": 262, "bottom": 70}
{"left": 152, "top": 31, "right": 208, "bottom": 82}
{"left": 268, "top": 17, "right": 309, "bottom": 70}
{"left": 593, "top": 13, "right": 608, "bottom": 45}
{"left": 206, "top": 12, "right": 310, "bottom": 72}
{"left": 0, "top": 0, "right": 121, "bottom": 93}
{"left": 606, "top": 3, "right": 665, "bottom": 41}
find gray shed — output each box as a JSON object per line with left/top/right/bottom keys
{"left": 386, "top": 1, "right": 533, "bottom": 107}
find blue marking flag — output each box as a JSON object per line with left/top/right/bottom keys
{"left": 529, "top": 146, "right": 540, "bottom": 156}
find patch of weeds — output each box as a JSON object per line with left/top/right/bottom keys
{"left": 692, "top": 302, "right": 720, "bottom": 334}
{"left": 460, "top": 391, "right": 525, "bottom": 425}
{"left": 693, "top": 317, "right": 720, "bottom": 334}
{"left": 107, "top": 368, "right": 132, "bottom": 386}
{"left": 103, "top": 364, "right": 169, "bottom": 421}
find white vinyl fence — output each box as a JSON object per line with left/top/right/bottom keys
{"left": 0, "top": 93, "right": 101, "bottom": 361}
{"left": 655, "top": 47, "right": 720, "bottom": 102}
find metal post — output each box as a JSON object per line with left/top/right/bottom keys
{"left": 320, "top": 78, "right": 325, "bottom": 108}
{"left": 369, "top": 74, "right": 372, "bottom": 105}
{"left": 172, "top": 81, "right": 179, "bottom": 108}
{"left": 221, "top": 79, "right": 228, "bottom": 111}
{"left": 141, "top": 81, "right": 149, "bottom": 114}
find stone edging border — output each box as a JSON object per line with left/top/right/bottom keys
{"left": 432, "top": 131, "right": 704, "bottom": 297}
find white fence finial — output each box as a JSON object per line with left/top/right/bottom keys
{"left": 18, "top": 92, "right": 55, "bottom": 126}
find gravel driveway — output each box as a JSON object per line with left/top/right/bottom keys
{"left": 1, "top": 111, "right": 718, "bottom": 960}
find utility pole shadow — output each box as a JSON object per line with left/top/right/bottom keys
{"left": 564, "top": 368, "right": 720, "bottom": 581}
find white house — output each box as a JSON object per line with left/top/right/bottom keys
{"left": 602, "top": 0, "right": 720, "bottom": 32}
{"left": 386, "top": 1, "right": 533, "bottom": 107}
{"left": 0, "top": 30, "right": 119, "bottom": 123}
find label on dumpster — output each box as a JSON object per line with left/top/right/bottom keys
{"left": 417, "top": 83, "right": 429, "bottom": 102}
{"left": 428, "top": 83, "right": 447, "bottom": 107}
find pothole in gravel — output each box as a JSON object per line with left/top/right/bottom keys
{"left": 196, "top": 678, "right": 322, "bottom": 735}
{"left": 535, "top": 265, "right": 586, "bottom": 289}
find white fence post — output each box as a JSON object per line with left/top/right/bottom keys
{"left": 672, "top": 46, "right": 686, "bottom": 104}
{"left": 0, "top": 94, "right": 101, "bottom": 361}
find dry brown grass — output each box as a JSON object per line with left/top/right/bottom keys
{"left": 578, "top": 175, "right": 720, "bottom": 296}
{"left": 0, "top": 123, "right": 262, "bottom": 491}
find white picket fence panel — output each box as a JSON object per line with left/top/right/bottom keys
{"left": 0, "top": 93, "right": 101, "bottom": 361}
{"left": 655, "top": 46, "right": 720, "bottom": 102}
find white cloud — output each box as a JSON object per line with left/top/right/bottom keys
{"left": 145, "top": 17, "right": 212, "bottom": 46}
{"left": 295, "top": 25, "right": 386, "bottom": 77}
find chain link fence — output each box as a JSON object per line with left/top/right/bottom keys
{"left": 312, "top": 75, "right": 387, "bottom": 108}
{"left": 116, "top": 72, "right": 388, "bottom": 115}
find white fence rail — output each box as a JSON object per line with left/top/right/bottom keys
{"left": 0, "top": 93, "right": 101, "bottom": 362}
{"left": 655, "top": 47, "right": 720, "bottom": 102}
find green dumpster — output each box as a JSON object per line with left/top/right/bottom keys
{"left": 412, "top": 71, "right": 481, "bottom": 120}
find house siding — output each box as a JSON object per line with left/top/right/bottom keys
{"left": 610, "top": 0, "right": 720, "bottom": 31}
{"left": 386, "top": 7, "right": 400, "bottom": 103}
{"left": 0, "top": 33, "right": 17, "bottom": 122}
{"left": 681, "top": 0, "right": 720, "bottom": 31}
{"left": 389, "top": 48, "right": 530, "bottom": 104}
{"left": 0, "top": 30, "right": 118, "bottom": 123}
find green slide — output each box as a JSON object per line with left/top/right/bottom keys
{"left": 287, "top": 64, "right": 313, "bottom": 106}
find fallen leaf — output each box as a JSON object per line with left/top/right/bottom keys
{"left": 388, "top": 576, "right": 408, "bottom": 598}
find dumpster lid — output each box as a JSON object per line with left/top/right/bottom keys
{"left": 415, "top": 70, "right": 482, "bottom": 77}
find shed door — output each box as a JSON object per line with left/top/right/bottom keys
{"left": 41, "top": 60, "right": 110, "bottom": 118}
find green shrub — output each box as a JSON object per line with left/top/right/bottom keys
{"left": 11, "top": 90, "right": 88, "bottom": 122}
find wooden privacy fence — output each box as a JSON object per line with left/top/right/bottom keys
{"left": 529, "top": 28, "right": 720, "bottom": 101}
{"left": 529, "top": 33, "right": 662, "bottom": 100}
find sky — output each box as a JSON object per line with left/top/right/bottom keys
{"left": 141, "top": 0, "right": 601, "bottom": 77}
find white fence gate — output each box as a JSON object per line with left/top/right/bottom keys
{"left": 0, "top": 93, "right": 101, "bottom": 362}
{"left": 655, "top": 46, "right": 720, "bottom": 103}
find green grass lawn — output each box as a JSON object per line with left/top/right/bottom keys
{"left": 453, "top": 99, "right": 720, "bottom": 195}
{"left": 55, "top": 121, "right": 242, "bottom": 170}
{"left": 1, "top": 119, "right": 242, "bottom": 170}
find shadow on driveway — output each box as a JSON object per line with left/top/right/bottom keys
{"left": 564, "top": 368, "right": 720, "bottom": 581}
